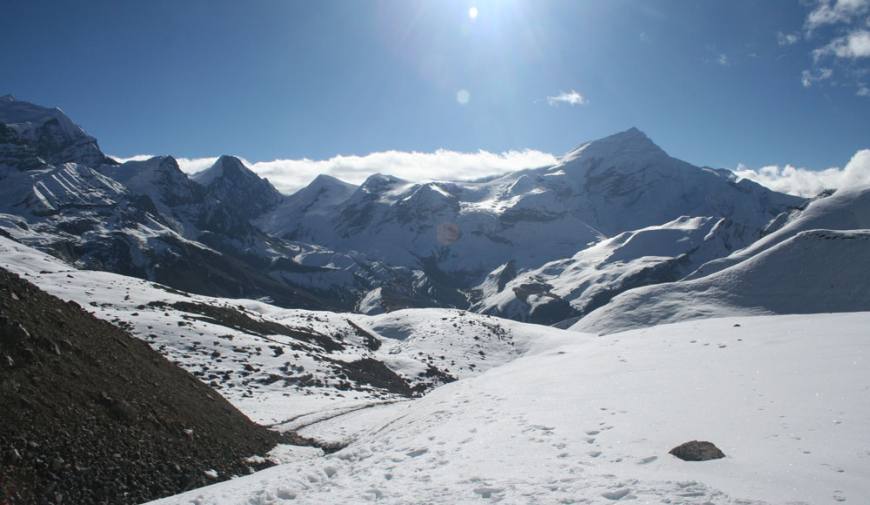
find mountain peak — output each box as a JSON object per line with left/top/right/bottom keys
{"left": 311, "top": 173, "right": 350, "bottom": 186}
{"left": 191, "top": 154, "right": 283, "bottom": 217}
{"left": 561, "top": 127, "right": 666, "bottom": 165}
{"left": 361, "top": 173, "right": 403, "bottom": 187}
{"left": 192, "top": 155, "right": 252, "bottom": 186}
{"left": 304, "top": 173, "right": 358, "bottom": 195}
{"left": 0, "top": 95, "right": 108, "bottom": 166}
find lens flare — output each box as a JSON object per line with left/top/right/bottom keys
{"left": 456, "top": 89, "right": 471, "bottom": 105}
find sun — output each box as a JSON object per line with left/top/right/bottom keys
{"left": 468, "top": 6, "right": 479, "bottom": 20}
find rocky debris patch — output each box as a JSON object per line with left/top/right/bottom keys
{"left": 669, "top": 441, "right": 725, "bottom": 461}
{"left": 0, "top": 268, "right": 296, "bottom": 505}
{"left": 151, "top": 300, "right": 344, "bottom": 352}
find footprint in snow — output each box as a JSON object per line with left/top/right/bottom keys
{"left": 601, "top": 488, "right": 632, "bottom": 500}
{"left": 530, "top": 424, "right": 555, "bottom": 431}
{"left": 637, "top": 456, "right": 657, "bottom": 464}
{"left": 275, "top": 487, "right": 296, "bottom": 500}
{"left": 365, "top": 488, "right": 384, "bottom": 500}
{"left": 473, "top": 487, "right": 504, "bottom": 499}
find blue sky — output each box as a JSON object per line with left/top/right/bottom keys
{"left": 1, "top": 0, "right": 868, "bottom": 180}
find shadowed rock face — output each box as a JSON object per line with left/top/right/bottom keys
{"left": 669, "top": 440, "right": 726, "bottom": 461}
{"left": 0, "top": 268, "right": 288, "bottom": 505}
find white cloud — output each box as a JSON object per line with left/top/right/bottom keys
{"left": 111, "top": 154, "right": 153, "bottom": 163}
{"left": 814, "top": 29, "right": 870, "bottom": 59}
{"left": 778, "top": 31, "right": 801, "bottom": 46}
{"left": 801, "top": 67, "right": 834, "bottom": 86}
{"left": 717, "top": 54, "right": 730, "bottom": 66}
{"left": 806, "top": 0, "right": 869, "bottom": 30}
{"left": 111, "top": 155, "right": 221, "bottom": 177}
{"left": 733, "top": 149, "right": 870, "bottom": 197}
{"left": 175, "top": 156, "right": 220, "bottom": 174}
{"left": 546, "top": 90, "right": 587, "bottom": 106}
{"left": 114, "top": 150, "right": 558, "bottom": 194}
{"left": 795, "top": 1, "right": 870, "bottom": 94}
{"left": 858, "top": 85, "right": 870, "bottom": 95}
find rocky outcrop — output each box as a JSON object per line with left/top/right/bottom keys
{"left": 0, "top": 268, "right": 288, "bottom": 504}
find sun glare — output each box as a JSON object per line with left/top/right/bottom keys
{"left": 468, "top": 6, "right": 479, "bottom": 20}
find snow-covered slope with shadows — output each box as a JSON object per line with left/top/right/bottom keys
{"left": 254, "top": 174, "right": 357, "bottom": 242}
{"left": 471, "top": 215, "right": 758, "bottom": 325}
{"left": 0, "top": 235, "right": 564, "bottom": 427}
{"left": 259, "top": 128, "right": 805, "bottom": 294}
{"left": 687, "top": 182, "right": 870, "bottom": 280}
{"left": 147, "top": 313, "right": 870, "bottom": 505}
{"left": 572, "top": 228, "right": 870, "bottom": 335}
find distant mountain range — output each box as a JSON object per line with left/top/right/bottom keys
{"left": 0, "top": 94, "right": 841, "bottom": 326}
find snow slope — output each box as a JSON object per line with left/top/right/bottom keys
{"left": 687, "top": 184, "right": 870, "bottom": 280}
{"left": 471, "top": 215, "right": 757, "bottom": 325}
{"left": 0, "top": 235, "right": 565, "bottom": 425}
{"left": 572, "top": 229, "right": 870, "bottom": 334}
{"left": 147, "top": 313, "right": 870, "bottom": 505}
{"left": 254, "top": 174, "right": 357, "bottom": 241}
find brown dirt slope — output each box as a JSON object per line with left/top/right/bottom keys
{"left": 0, "top": 268, "right": 285, "bottom": 505}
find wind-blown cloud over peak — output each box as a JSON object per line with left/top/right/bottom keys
{"left": 734, "top": 149, "right": 870, "bottom": 197}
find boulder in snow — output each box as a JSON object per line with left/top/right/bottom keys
{"left": 669, "top": 440, "right": 725, "bottom": 461}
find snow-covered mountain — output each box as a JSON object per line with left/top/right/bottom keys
{"left": 686, "top": 182, "right": 870, "bottom": 280}
{"left": 572, "top": 228, "right": 870, "bottom": 334}
{"left": 0, "top": 96, "right": 446, "bottom": 311}
{"left": 0, "top": 95, "right": 824, "bottom": 324}
{"left": 259, "top": 128, "right": 804, "bottom": 282}
{"left": 254, "top": 127, "right": 805, "bottom": 317}
{"left": 471, "top": 215, "right": 757, "bottom": 324}
{"left": 566, "top": 183, "right": 870, "bottom": 334}
{"left": 254, "top": 174, "right": 357, "bottom": 241}
{"left": 193, "top": 155, "right": 284, "bottom": 221}
{"left": 0, "top": 94, "right": 112, "bottom": 166}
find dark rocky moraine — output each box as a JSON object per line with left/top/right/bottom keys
{"left": 0, "top": 268, "right": 302, "bottom": 505}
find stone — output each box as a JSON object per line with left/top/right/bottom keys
{"left": 669, "top": 440, "right": 725, "bottom": 461}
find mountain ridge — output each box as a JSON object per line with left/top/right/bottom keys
{"left": 0, "top": 95, "right": 813, "bottom": 320}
